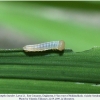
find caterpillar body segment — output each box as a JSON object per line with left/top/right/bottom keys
{"left": 23, "top": 40, "right": 65, "bottom": 52}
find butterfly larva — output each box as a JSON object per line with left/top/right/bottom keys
{"left": 23, "top": 40, "right": 65, "bottom": 52}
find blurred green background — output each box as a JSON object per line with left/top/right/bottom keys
{"left": 0, "top": 1, "right": 100, "bottom": 52}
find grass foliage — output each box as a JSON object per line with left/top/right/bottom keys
{"left": 0, "top": 48, "right": 100, "bottom": 93}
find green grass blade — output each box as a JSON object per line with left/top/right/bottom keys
{"left": 0, "top": 48, "right": 100, "bottom": 84}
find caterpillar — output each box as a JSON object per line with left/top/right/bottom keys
{"left": 23, "top": 40, "right": 65, "bottom": 52}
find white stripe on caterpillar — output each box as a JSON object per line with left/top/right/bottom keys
{"left": 23, "top": 40, "right": 65, "bottom": 52}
